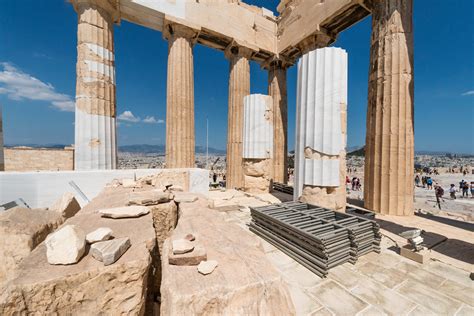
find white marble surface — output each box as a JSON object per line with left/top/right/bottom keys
{"left": 303, "top": 159, "right": 340, "bottom": 187}
{"left": 74, "top": 109, "right": 117, "bottom": 170}
{"left": 294, "top": 47, "right": 347, "bottom": 199}
{"left": 242, "top": 94, "right": 273, "bottom": 159}
{"left": 0, "top": 168, "right": 209, "bottom": 208}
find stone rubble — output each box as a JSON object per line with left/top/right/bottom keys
{"left": 169, "top": 245, "right": 207, "bottom": 266}
{"left": 121, "top": 178, "right": 138, "bottom": 188}
{"left": 90, "top": 237, "right": 131, "bottom": 266}
{"left": 98, "top": 205, "right": 150, "bottom": 219}
{"left": 50, "top": 192, "right": 81, "bottom": 219}
{"left": 128, "top": 190, "right": 173, "bottom": 206}
{"left": 197, "top": 260, "right": 218, "bottom": 275}
{"left": 172, "top": 239, "right": 194, "bottom": 254}
{"left": 86, "top": 227, "right": 113, "bottom": 243}
{"left": 173, "top": 193, "right": 198, "bottom": 203}
{"left": 45, "top": 225, "right": 86, "bottom": 265}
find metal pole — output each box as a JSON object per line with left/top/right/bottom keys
{"left": 206, "top": 116, "right": 209, "bottom": 169}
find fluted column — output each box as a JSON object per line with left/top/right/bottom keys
{"left": 268, "top": 62, "right": 288, "bottom": 184}
{"left": 364, "top": 0, "right": 414, "bottom": 216}
{"left": 73, "top": 0, "right": 117, "bottom": 170}
{"left": 225, "top": 46, "right": 252, "bottom": 189}
{"left": 163, "top": 24, "right": 198, "bottom": 169}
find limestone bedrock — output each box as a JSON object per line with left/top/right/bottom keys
{"left": 172, "top": 239, "right": 195, "bottom": 255}
{"left": 45, "top": 225, "right": 86, "bottom": 265}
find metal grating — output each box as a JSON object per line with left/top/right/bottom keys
{"left": 249, "top": 201, "right": 381, "bottom": 277}
{"left": 272, "top": 182, "right": 294, "bottom": 195}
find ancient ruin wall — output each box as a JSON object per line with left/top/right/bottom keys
{"left": 4, "top": 147, "right": 74, "bottom": 171}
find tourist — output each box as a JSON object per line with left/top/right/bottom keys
{"left": 212, "top": 173, "right": 217, "bottom": 183}
{"left": 470, "top": 182, "right": 474, "bottom": 198}
{"left": 415, "top": 175, "right": 420, "bottom": 187}
{"left": 351, "top": 177, "right": 357, "bottom": 190}
{"left": 434, "top": 183, "right": 444, "bottom": 210}
{"left": 422, "top": 176, "right": 426, "bottom": 188}
{"left": 449, "top": 184, "right": 457, "bottom": 199}
{"left": 462, "top": 181, "right": 469, "bottom": 198}
{"left": 426, "top": 177, "right": 433, "bottom": 190}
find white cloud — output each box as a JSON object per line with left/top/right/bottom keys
{"left": 461, "top": 90, "right": 474, "bottom": 96}
{"left": 143, "top": 116, "right": 164, "bottom": 124}
{"left": 0, "top": 62, "right": 75, "bottom": 112}
{"left": 117, "top": 110, "right": 140, "bottom": 123}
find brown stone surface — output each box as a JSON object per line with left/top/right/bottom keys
{"left": 0, "top": 208, "right": 65, "bottom": 284}
{"left": 164, "top": 23, "right": 197, "bottom": 169}
{"left": 160, "top": 203, "right": 295, "bottom": 315}
{"left": 364, "top": 0, "right": 414, "bottom": 216}
{"left": 0, "top": 186, "right": 156, "bottom": 315}
{"left": 150, "top": 201, "right": 178, "bottom": 253}
{"left": 4, "top": 147, "right": 74, "bottom": 171}
{"left": 50, "top": 192, "right": 81, "bottom": 219}
{"left": 268, "top": 65, "right": 288, "bottom": 184}
{"left": 226, "top": 45, "right": 252, "bottom": 190}
{"left": 168, "top": 245, "right": 207, "bottom": 266}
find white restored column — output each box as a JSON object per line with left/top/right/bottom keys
{"left": 364, "top": 0, "right": 414, "bottom": 216}
{"left": 163, "top": 23, "right": 199, "bottom": 168}
{"left": 225, "top": 46, "right": 252, "bottom": 189}
{"left": 0, "top": 105, "right": 4, "bottom": 171}
{"left": 73, "top": 0, "right": 117, "bottom": 170}
{"left": 242, "top": 94, "right": 273, "bottom": 193}
{"left": 268, "top": 62, "right": 288, "bottom": 184}
{"left": 294, "top": 47, "right": 348, "bottom": 212}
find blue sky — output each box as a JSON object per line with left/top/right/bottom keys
{"left": 0, "top": 0, "right": 473, "bottom": 153}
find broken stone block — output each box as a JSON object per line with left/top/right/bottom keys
{"left": 169, "top": 245, "right": 207, "bottom": 266}
{"left": 86, "top": 227, "right": 113, "bottom": 244}
{"left": 50, "top": 192, "right": 81, "bottom": 219}
{"left": 150, "top": 201, "right": 178, "bottom": 252}
{"left": 128, "top": 190, "right": 173, "bottom": 206}
{"left": 45, "top": 225, "right": 86, "bottom": 265}
{"left": 174, "top": 193, "right": 198, "bottom": 203}
{"left": 172, "top": 239, "right": 194, "bottom": 254}
{"left": 90, "top": 237, "right": 131, "bottom": 266}
{"left": 98, "top": 206, "right": 150, "bottom": 219}
{"left": 197, "top": 260, "right": 218, "bottom": 275}
{"left": 170, "top": 185, "right": 184, "bottom": 192}
{"left": 122, "top": 178, "right": 141, "bottom": 188}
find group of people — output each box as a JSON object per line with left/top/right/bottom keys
{"left": 414, "top": 175, "right": 434, "bottom": 189}
{"left": 346, "top": 176, "right": 361, "bottom": 191}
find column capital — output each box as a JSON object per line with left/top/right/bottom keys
{"left": 296, "top": 31, "right": 334, "bottom": 56}
{"left": 70, "top": 0, "right": 120, "bottom": 22}
{"left": 224, "top": 41, "right": 255, "bottom": 60}
{"left": 163, "top": 17, "right": 201, "bottom": 42}
{"left": 261, "top": 56, "right": 292, "bottom": 71}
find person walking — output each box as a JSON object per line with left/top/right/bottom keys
{"left": 415, "top": 175, "right": 420, "bottom": 187}
{"left": 426, "top": 177, "right": 433, "bottom": 190}
{"left": 449, "top": 184, "right": 457, "bottom": 199}
{"left": 462, "top": 181, "right": 469, "bottom": 198}
{"left": 434, "top": 184, "right": 444, "bottom": 210}
{"left": 422, "top": 176, "right": 426, "bottom": 188}
{"left": 470, "top": 182, "right": 474, "bottom": 198}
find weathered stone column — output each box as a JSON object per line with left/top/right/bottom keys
{"left": 364, "top": 0, "right": 414, "bottom": 216}
{"left": 73, "top": 0, "right": 117, "bottom": 170}
{"left": 268, "top": 62, "right": 288, "bottom": 184}
{"left": 163, "top": 23, "right": 199, "bottom": 169}
{"left": 242, "top": 94, "right": 273, "bottom": 193}
{"left": 294, "top": 47, "right": 348, "bottom": 212}
{"left": 225, "top": 45, "right": 252, "bottom": 189}
{"left": 0, "top": 105, "right": 4, "bottom": 171}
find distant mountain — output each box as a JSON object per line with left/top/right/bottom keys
{"left": 118, "top": 144, "right": 226, "bottom": 155}
{"left": 5, "top": 144, "right": 68, "bottom": 149}
{"left": 348, "top": 146, "right": 365, "bottom": 157}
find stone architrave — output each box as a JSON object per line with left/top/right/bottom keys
{"left": 268, "top": 62, "right": 288, "bottom": 184}
{"left": 225, "top": 45, "right": 253, "bottom": 189}
{"left": 364, "top": 0, "right": 414, "bottom": 216}
{"left": 242, "top": 94, "right": 274, "bottom": 193}
{"left": 163, "top": 22, "right": 199, "bottom": 169}
{"left": 73, "top": 0, "right": 118, "bottom": 170}
{"left": 0, "top": 105, "right": 4, "bottom": 171}
{"left": 294, "top": 47, "right": 348, "bottom": 212}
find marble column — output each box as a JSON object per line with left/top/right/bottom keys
{"left": 242, "top": 94, "right": 273, "bottom": 193}
{"left": 225, "top": 46, "right": 252, "bottom": 189}
{"left": 73, "top": 0, "right": 117, "bottom": 170}
{"left": 268, "top": 62, "right": 288, "bottom": 184}
{"left": 364, "top": 0, "right": 414, "bottom": 216}
{"left": 295, "top": 47, "right": 348, "bottom": 212}
{"left": 0, "top": 105, "right": 4, "bottom": 171}
{"left": 164, "top": 24, "right": 198, "bottom": 169}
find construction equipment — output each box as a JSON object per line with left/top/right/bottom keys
{"left": 272, "top": 182, "right": 294, "bottom": 195}
{"left": 250, "top": 201, "right": 381, "bottom": 277}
